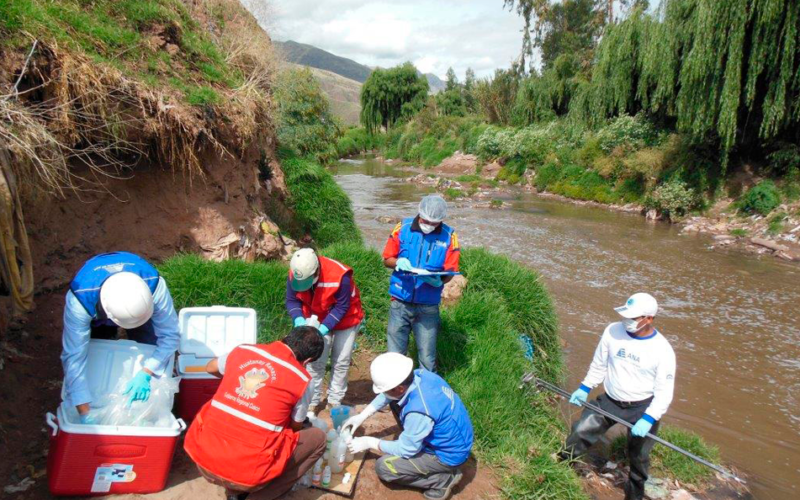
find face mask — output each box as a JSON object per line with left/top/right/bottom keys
{"left": 623, "top": 318, "right": 643, "bottom": 333}
{"left": 419, "top": 222, "right": 437, "bottom": 234}
{"left": 384, "top": 393, "right": 400, "bottom": 401}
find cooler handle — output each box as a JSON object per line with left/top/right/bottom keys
{"left": 46, "top": 412, "right": 58, "bottom": 437}
{"left": 177, "top": 418, "right": 187, "bottom": 432}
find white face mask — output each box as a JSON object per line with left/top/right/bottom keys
{"left": 419, "top": 222, "right": 437, "bottom": 234}
{"left": 623, "top": 318, "right": 643, "bottom": 333}
{"left": 384, "top": 393, "right": 401, "bottom": 401}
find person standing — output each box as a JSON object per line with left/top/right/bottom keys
{"left": 382, "top": 195, "right": 460, "bottom": 372}
{"left": 342, "top": 353, "right": 473, "bottom": 500}
{"left": 184, "top": 326, "right": 326, "bottom": 500}
{"left": 285, "top": 248, "right": 364, "bottom": 412}
{"left": 560, "top": 293, "right": 676, "bottom": 500}
{"left": 60, "top": 251, "right": 180, "bottom": 423}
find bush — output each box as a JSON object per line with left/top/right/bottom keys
{"left": 644, "top": 180, "right": 697, "bottom": 219}
{"left": 739, "top": 180, "right": 781, "bottom": 216}
{"left": 596, "top": 114, "right": 657, "bottom": 153}
{"left": 336, "top": 127, "right": 385, "bottom": 157}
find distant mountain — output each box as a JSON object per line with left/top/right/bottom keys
{"left": 425, "top": 73, "right": 446, "bottom": 93}
{"left": 275, "top": 40, "right": 372, "bottom": 83}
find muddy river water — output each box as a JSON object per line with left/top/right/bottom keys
{"left": 332, "top": 157, "right": 800, "bottom": 499}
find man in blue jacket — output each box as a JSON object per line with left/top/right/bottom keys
{"left": 382, "top": 195, "right": 460, "bottom": 372}
{"left": 61, "top": 252, "right": 180, "bottom": 424}
{"left": 342, "top": 353, "right": 473, "bottom": 500}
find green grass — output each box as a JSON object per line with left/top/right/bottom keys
{"left": 767, "top": 213, "right": 788, "bottom": 235}
{"left": 455, "top": 174, "right": 482, "bottom": 183}
{"left": 730, "top": 228, "right": 749, "bottom": 237}
{"left": 186, "top": 86, "right": 221, "bottom": 106}
{"left": 443, "top": 187, "right": 463, "bottom": 200}
{"left": 610, "top": 426, "right": 720, "bottom": 486}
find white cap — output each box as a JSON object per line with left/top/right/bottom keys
{"left": 100, "top": 272, "right": 155, "bottom": 329}
{"left": 418, "top": 195, "right": 447, "bottom": 223}
{"left": 615, "top": 293, "right": 658, "bottom": 319}
{"left": 290, "top": 248, "right": 319, "bottom": 291}
{"left": 370, "top": 352, "right": 414, "bottom": 393}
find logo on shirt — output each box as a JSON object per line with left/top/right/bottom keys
{"left": 616, "top": 348, "right": 640, "bottom": 363}
{"left": 666, "top": 374, "right": 674, "bottom": 380}
{"left": 616, "top": 348, "right": 626, "bottom": 358}
{"left": 236, "top": 368, "right": 272, "bottom": 399}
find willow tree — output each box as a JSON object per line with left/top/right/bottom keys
{"left": 360, "top": 63, "right": 429, "bottom": 134}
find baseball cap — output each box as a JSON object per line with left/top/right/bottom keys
{"left": 290, "top": 248, "right": 319, "bottom": 291}
{"left": 614, "top": 293, "right": 658, "bottom": 318}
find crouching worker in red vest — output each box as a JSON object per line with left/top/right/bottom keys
{"left": 184, "top": 326, "right": 326, "bottom": 500}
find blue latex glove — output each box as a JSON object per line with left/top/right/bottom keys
{"left": 395, "top": 258, "right": 412, "bottom": 272}
{"left": 123, "top": 371, "right": 152, "bottom": 406}
{"left": 569, "top": 387, "right": 589, "bottom": 406}
{"left": 419, "top": 275, "right": 443, "bottom": 287}
{"left": 631, "top": 418, "right": 653, "bottom": 437}
{"left": 294, "top": 316, "right": 306, "bottom": 327}
{"left": 79, "top": 413, "right": 97, "bottom": 425}
{"left": 318, "top": 324, "right": 330, "bottom": 336}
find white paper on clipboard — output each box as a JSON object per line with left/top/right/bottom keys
{"left": 408, "top": 267, "right": 460, "bottom": 276}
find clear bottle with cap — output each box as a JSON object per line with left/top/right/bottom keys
{"left": 322, "top": 465, "right": 332, "bottom": 487}
{"left": 326, "top": 429, "right": 338, "bottom": 451}
{"left": 330, "top": 435, "right": 346, "bottom": 473}
{"left": 312, "top": 458, "right": 323, "bottom": 486}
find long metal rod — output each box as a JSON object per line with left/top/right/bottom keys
{"left": 520, "top": 373, "right": 745, "bottom": 484}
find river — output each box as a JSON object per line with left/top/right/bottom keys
{"left": 332, "top": 156, "right": 800, "bottom": 499}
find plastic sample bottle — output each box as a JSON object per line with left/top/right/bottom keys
{"left": 322, "top": 465, "right": 332, "bottom": 487}
{"left": 330, "top": 436, "right": 346, "bottom": 473}
{"left": 326, "top": 429, "right": 338, "bottom": 451}
{"left": 312, "top": 458, "right": 323, "bottom": 486}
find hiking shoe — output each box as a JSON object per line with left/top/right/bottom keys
{"left": 225, "top": 491, "right": 249, "bottom": 500}
{"left": 423, "top": 470, "right": 463, "bottom": 500}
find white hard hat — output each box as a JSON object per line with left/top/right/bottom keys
{"left": 370, "top": 352, "right": 414, "bottom": 393}
{"left": 100, "top": 272, "right": 154, "bottom": 329}
{"left": 290, "top": 248, "right": 319, "bottom": 291}
{"left": 615, "top": 293, "right": 658, "bottom": 318}
{"left": 418, "top": 195, "right": 447, "bottom": 223}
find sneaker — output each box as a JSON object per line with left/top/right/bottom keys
{"left": 423, "top": 470, "right": 463, "bottom": 500}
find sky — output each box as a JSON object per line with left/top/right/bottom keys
{"left": 244, "top": 0, "right": 529, "bottom": 80}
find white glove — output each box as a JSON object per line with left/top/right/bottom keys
{"left": 348, "top": 436, "right": 380, "bottom": 454}
{"left": 340, "top": 405, "right": 378, "bottom": 435}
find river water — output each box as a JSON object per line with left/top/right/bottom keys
{"left": 332, "top": 156, "right": 800, "bottom": 499}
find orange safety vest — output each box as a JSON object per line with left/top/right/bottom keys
{"left": 184, "top": 342, "right": 310, "bottom": 487}
{"left": 292, "top": 256, "right": 364, "bottom": 330}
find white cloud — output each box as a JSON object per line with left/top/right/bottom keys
{"left": 251, "top": 0, "right": 527, "bottom": 80}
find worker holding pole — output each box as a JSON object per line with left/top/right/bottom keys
{"left": 342, "top": 353, "right": 473, "bottom": 500}
{"left": 559, "top": 293, "right": 676, "bottom": 500}
{"left": 382, "top": 195, "right": 460, "bottom": 372}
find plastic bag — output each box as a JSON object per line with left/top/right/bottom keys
{"left": 68, "top": 370, "right": 180, "bottom": 427}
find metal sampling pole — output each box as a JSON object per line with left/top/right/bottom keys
{"left": 520, "top": 372, "right": 746, "bottom": 484}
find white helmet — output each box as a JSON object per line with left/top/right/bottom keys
{"left": 100, "top": 272, "right": 154, "bottom": 329}
{"left": 370, "top": 352, "right": 414, "bottom": 394}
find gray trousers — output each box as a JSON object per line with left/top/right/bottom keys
{"left": 560, "top": 393, "right": 659, "bottom": 500}
{"left": 375, "top": 452, "right": 460, "bottom": 491}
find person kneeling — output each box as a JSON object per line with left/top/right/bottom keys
{"left": 341, "top": 353, "right": 474, "bottom": 500}
{"left": 184, "top": 326, "right": 325, "bottom": 500}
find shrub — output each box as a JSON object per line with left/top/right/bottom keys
{"left": 739, "top": 180, "right": 781, "bottom": 216}
{"left": 443, "top": 187, "right": 463, "bottom": 199}
{"left": 644, "top": 180, "right": 697, "bottom": 219}
{"left": 767, "top": 213, "right": 787, "bottom": 235}
{"left": 596, "top": 114, "right": 657, "bottom": 153}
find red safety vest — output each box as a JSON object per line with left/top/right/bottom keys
{"left": 184, "top": 342, "right": 310, "bottom": 487}
{"left": 292, "top": 256, "right": 364, "bottom": 330}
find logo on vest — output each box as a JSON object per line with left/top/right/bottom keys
{"left": 236, "top": 368, "right": 271, "bottom": 399}
{"left": 441, "top": 387, "right": 455, "bottom": 410}
{"left": 95, "top": 263, "right": 127, "bottom": 273}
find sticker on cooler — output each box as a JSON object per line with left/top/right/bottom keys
{"left": 92, "top": 463, "right": 136, "bottom": 493}
{"left": 176, "top": 306, "right": 257, "bottom": 421}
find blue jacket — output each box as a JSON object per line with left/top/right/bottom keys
{"left": 400, "top": 369, "right": 474, "bottom": 466}
{"left": 389, "top": 217, "right": 456, "bottom": 305}
{"left": 61, "top": 252, "right": 180, "bottom": 407}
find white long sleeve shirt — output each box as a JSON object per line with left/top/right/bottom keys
{"left": 581, "top": 322, "right": 676, "bottom": 421}
{"left": 61, "top": 277, "right": 181, "bottom": 407}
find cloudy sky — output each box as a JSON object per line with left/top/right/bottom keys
{"left": 248, "top": 0, "right": 528, "bottom": 80}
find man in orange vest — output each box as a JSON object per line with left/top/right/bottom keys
{"left": 184, "top": 326, "right": 325, "bottom": 500}
{"left": 285, "top": 248, "right": 364, "bottom": 414}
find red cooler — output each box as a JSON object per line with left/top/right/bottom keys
{"left": 46, "top": 339, "right": 186, "bottom": 496}
{"left": 176, "top": 306, "right": 257, "bottom": 422}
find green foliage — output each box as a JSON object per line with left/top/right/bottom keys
{"left": 644, "top": 179, "right": 697, "bottom": 219}
{"left": 611, "top": 426, "right": 720, "bottom": 485}
{"left": 767, "top": 213, "right": 788, "bottom": 235}
{"left": 336, "top": 127, "right": 386, "bottom": 157}
{"left": 595, "top": 114, "right": 658, "bottom": 153}
{"left": 382, "top": 115, "right": 488, "bottom": 166}
{"left": 436, "top": 89, "right": 468, "bottom": 117}
{"left": 185, "top": 86, "right": 220, "bottom": 106}
{"left": 474, "top": 68, "right": 521, "bottom": 125}
{"left": 275, "top": 68, "right": 342, "bottom": 164}
{"left": 360, "top": 62, "right": 429, "bottom": 133}
{"left": 730, "top": 228, "right": 748, "bottom": 237}
{"left": 279, "top": 152, "right": 361, "bottom": 247}
{"left": 739, "top": 180, "right": 781, "bottom": 216}
{"left": 442, "top": 187, "right": 463, "bottom": 200}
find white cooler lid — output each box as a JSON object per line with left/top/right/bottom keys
{"left": 178, "top": 306, "right": 257, "bottom": 358}
{"left": 61, "top": 339, "right": 172, "bottom": 401}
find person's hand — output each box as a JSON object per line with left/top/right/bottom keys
{"left": 318, "top": 324, "right": 330, "bottom": 336}
{"left": 79, "top": 413, "right": 97, "bottom": 425}
{"left": 419, "top": 275, "right": 442, "bottom": 287}
{"left": 348, "top": 436, "right": 380, "bottom": 454}
{"left": 631, "top": 418, "right": 653, "bottom": 437}
{"left": 569, "top": 387, "right": 589, "bottom": 406}
{"left": 395, "top": 258, "right": 412, "bottom": 272}
{"left": 294, "top": 316, "right": 306, "bottom": 327}
{"left": 340, "top": 411, "right": 370, "bottom": 436}
{"left": 123, "top": 371, "right": 152, "bottom": 406}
